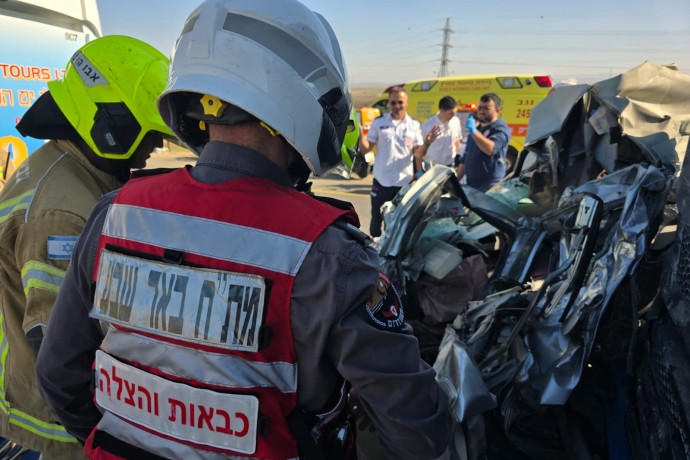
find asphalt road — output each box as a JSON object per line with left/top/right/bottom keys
{"left": 310, "top": 171, "right": 373, "bottom": 234}
{"left": 145, "top": 150, "right": 374, "bottom": 234}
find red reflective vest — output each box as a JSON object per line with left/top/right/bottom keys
{"left": 84, "top": 168, "right": 356, "bottom": 459}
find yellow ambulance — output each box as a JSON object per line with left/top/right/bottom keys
{"left": 370, "top": 74, "right": 553, "bottom": 170}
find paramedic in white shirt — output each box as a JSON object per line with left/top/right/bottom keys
{"left": 359, "top": 87, "right": 431, "bottom": 237}
{"left": 415, "top": 95, "right": 462, "bottom": 175}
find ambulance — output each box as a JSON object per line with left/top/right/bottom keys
{"left": 355, "top": 105, "right": 380, "bottom": 166}
{"left": 370, "top": 74, "right": 553, "bottom": 171}
{"left": 0, "top": 0, "right": 101, "bottom": 181}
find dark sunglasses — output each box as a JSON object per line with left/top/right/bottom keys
{"left": 389, "top": 100, "right": 405, "bottom": 106}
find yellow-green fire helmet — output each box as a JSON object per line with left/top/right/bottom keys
{"left": 48, "top": 35, "right": 173, "bottom": 160}
{"left": 341, "top": 107, "right": 359, "bottom": 168}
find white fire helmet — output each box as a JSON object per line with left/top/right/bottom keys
{"left": 158, "top": 0, "right": 353, "bottom": 176}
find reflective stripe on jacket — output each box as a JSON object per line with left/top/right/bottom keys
{"left": 86, "top": 168, "right": 354, "bottom": 459}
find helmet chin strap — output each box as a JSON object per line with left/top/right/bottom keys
{"left": 76, "top": 139, "right": 133, "bottom": 183}
{"left": 111, "top": 158, "right": 134, "bottom": 183}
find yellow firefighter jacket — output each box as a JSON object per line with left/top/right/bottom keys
{"left": 0, "top": 139, "right": 122, "bottom": 457}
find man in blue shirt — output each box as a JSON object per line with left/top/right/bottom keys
{"left": 456, "top": 93, "right": 511, "bottom": 191}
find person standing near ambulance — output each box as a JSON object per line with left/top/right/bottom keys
{"left": 359, "top": 87, "right": 434, "bottom": 238}
{"left": 0, "top": 36, "right": 171, "bottom": 459}
{"left": 35, "top": 1, "right": 451, "bottom": 459}
{"left": 456, "top": 92, "right": 511, "bottom": 192}
{"left": 415, "top": 95, "right": 462, "bottom": 172}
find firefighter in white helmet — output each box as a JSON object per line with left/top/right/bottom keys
{"left": 36, "top": 1, "right": 451, "bottom": 459}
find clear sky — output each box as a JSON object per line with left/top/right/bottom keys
{"left": 97, "top": 0, "right": 690, "bottom": 86}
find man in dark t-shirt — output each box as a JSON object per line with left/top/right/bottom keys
{"left": 456, "top": 92, "right": 511, "bottom": 191}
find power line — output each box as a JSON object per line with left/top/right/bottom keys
{"left": 452, "top": 59, "right": 647, "bottom": 70}
{"left": 343, "top": 30, "right": 434, "bottom": 51}
{"left": 457, "top": 29, "right": 689, "bottom": 36}
{"left": 453, "top": 44, "right": 690, "bottom": 53}
{"left": 346, "top": 41, "right": 437, "bottom": 59}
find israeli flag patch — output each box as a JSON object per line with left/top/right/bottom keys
{"left": 47, "top": 235, "right": 78, "bottom": 260}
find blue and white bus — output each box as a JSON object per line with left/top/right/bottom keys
{"left": 0, "top": 0, "right": 101, "bottom": 178}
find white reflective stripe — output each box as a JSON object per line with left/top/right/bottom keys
{"left": 21, "top": 261, "right": 65, "bottom": 295}
{"left": 71, "top": 51, "right": 108, "bottom": 88}
{"left": 7, "top": 410, "right": 76, "bottom": 442}
{"left": 92, "top": 250, "right": 266, "bottom": 352}
{"left": 97, "top": 412, "right": 261, "bottom": 460}
{"left": 21, "top": 268, "right": 64, "bottom": 291}
{"left": 104, "top": 204, "right": 311, "bottom": 276}
{"left": 102, "top": 327, "right": 298, "bottom": 393}
{"left": 95, "top": 351, "right": 259, "bottom": 454}
{"left": 0, "top": 327, "right": 8, "bottom": 407}
{"left": 0, "top": 189, "right": 33, "bottom": 223}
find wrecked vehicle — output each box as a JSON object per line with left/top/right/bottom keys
{"left": 376, "top": 62, "right": 690, "bottom": 459}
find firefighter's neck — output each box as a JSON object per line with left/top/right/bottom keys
{"left": 77, "top": 140, "right": 116, "bottom": 174}
{"left": 209, "top": 122, "right": 295, "bottom": 172}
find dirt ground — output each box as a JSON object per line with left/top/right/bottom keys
{"left": 146, "top": 148, "right": 374, "bottom": 233}
{"left": 352, "top": 86, "right": 386, "bottom": 108}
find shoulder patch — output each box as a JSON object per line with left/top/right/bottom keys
{"left": 363, "top": 273, "right": 404, "bottom": 331}
{"left": 47, "top": 235, "right": 78, "bottom": 260}
{"left": 15, "top": 161, "right": 29, "bottom": 182}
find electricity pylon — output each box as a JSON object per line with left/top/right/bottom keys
{"left": 438, "top": 17, "right": 453, "bottom": 77}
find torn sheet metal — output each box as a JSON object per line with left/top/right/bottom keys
{"left": 457, "top": 183, "right": 524, "bottom": 238}
{"left": 488, "top": 216, "right": 545, "bottom": 293}
{"left": 379, "top": 166, "right": 460, "bottom": 260}
{"left": 593, "top": 62, "right": 690, "bottom": 167}
{"left": 518, "top": 165, "right": 669, "bottom": 405}
{"left": 524, "top": 84, "right": 592, "bottom": 146}
{"left": 434, "top": 164, "right": 672, "bottom": 458}
{"left": 379, "top": 166, "right": 472, "bottom": 294}
{"left": 377, "top": 63, "right": 690, "bottom": 458}
{"left": 517, "top": 62, "right": 690, "bottom": 213}
{"left": 434, "top": 325, "right": 496, "bottom": 423}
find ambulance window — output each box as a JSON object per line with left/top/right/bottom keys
{"left": 496, "top": 77, "right": 523, "bottom": 89}
{"left": 410, "top": 81, "right": 437, "bottom": 92}
{"left": 372, "top": 99, "right": 389, "bottom": 114}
